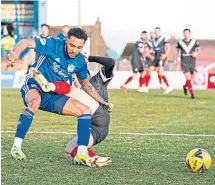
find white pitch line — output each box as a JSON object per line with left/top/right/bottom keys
{"left": 1, "top": 131, "right": 215, "bottom": 137}
{"left": 1, "top": 131, "right": 76, "bottom": 135}
{"left": 119, "top": 132, "right": 215, "bottom": 137}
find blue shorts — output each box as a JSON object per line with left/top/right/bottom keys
{"left": 21, "top": 81, "right": 70, "bottom": 115}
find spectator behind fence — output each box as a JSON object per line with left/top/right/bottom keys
{"left": 1, "top": 34, "right": 15, "bottom": 59}
{"left": 56, "top": 25, "right": 69, "bottom": 40}
{"left": 1, "top": 23, "right": 15, "bottom": 59}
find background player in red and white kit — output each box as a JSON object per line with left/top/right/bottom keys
{"left": 175, "top": 29, "right": 200, "bottom": 99}
{"left": 152, "top": 27, "right": 173, "bottom": 94}
{"left": 120, "top": 31, "right": 149, "bottom": 93}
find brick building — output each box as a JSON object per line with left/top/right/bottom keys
{"left": 50, "top": 18, "right": 107, "bottom": 70}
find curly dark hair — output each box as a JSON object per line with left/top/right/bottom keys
{"left": 68, "top": 27, "right": 88, "bottom": 42}
{"left": 183, "top": 28, "right": 191, "bottom": 32}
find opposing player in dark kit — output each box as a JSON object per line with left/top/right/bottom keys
{"left": 175, "top": 29, "right": 200, "bottom": 99}
{"left": 120, "top": 31, "right": 150, "bottom": 93}
{"left": 152, "top": 27, "right": 173, "bottom": 94}
{"left": 30, "top": 54, "right": 115, "bottom": 167}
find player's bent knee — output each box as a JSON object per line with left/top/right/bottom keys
{"left": 80, "top": 106, "right": 92, "bottom": 115}
{"left": 158, "top": 71, "right": 163, "bottom": 76}
{"left": 63, "top": 98, "right": 92, "bottom": 116}
{"left": 133, "top": 73, "right": 138, "bottom": 78}
{"left": 27, "top": 98, "right": 41, "bottom": 113}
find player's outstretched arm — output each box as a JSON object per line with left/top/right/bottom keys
{"left": 81, "top": 53, "right": 115, "bottom": 78}
{"left": 8, "top": 39, "right": 36, "bottom": 63}
{"left": 88, "top": 56, "right": 115, "bottom": 68}
{"left": 78, "top": 77, "right": 114, "bottom": 112}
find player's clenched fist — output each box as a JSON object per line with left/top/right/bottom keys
{"left": 8, "top": 52, "right": 19, "bottom": 63}
{"left": 107, "top": 102, "right": 114, "bottom": 112}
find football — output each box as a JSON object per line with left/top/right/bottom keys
{"left": 186, "top": 148, "right": 212, "bottom": 173}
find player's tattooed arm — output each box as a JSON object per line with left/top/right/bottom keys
{"left": 78, "top": 78, "right": 109, "bottom": 106}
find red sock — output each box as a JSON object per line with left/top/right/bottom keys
{"left": 88, "top": 149, "right": 96, "bottom": 157}
{"left": 145, "top": 74, "right": 151, "bottom": 87}
{"left": 186, "top": 80, "right": 194, "bottom": 95}
{"left": 183, "top": 80, "right": 188, "bottom": 88}
{"left": 124, "top": 76, "right": 133, "bottom": 85}
{"left": 70, "top": 146, "right": 78, "bottom": 157}
{"left": 53, "top": 81, "right": 71, "bottom": 94}
{"left": 158, "top": 75, "right": 162, "bottom": 85}
{"left": 162, "top": 75, "right": 169, "bottom": 87}
{"left": 70, "top": 146, "right": 96, "bottom": 158}
{"left": 139, "top": 77, "right": 145, "bottom": 87}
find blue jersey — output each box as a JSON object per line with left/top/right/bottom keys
{"left": 20, "top": 37, "right": 88, "bottom": 114}
{"left": 56, "top": 33, "right": 67, "bottom": 40}
{"left": 29, "top": 37, "right": 88, "bottom": 86}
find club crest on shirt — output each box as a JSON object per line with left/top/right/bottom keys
{"left": 67, "top": 64, "right": 75, "bottom": 73}
{"left": 39, "top": 38, "right": 46, "bottom": 45}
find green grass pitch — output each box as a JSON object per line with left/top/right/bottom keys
{"left": 1, "top": 89, "right": 215, "bottom": 185}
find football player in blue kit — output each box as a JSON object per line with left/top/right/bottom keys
{"left": 8, "top": 28, "right": 113, "bottom": 167}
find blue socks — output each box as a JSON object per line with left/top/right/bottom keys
{"left": 77, "top": 114, "right": 92, "bottom": 146}
{"left": 15, "top": 109, "right": 34, "bottom": 139}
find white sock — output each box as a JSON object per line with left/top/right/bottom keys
{"left": 77, "top": 145, "right": 87, "bottom": 155}
{"left": 48, "top": 82, "right": 56, "bottom": 91}
{"left": 13, "top": 137, "right": 23, "bottom": 149}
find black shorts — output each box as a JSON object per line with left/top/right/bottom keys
{"left": 131, "top": 62, "right": 144, "bottom": 73}
{"left": 145, "top": 60, "right": 154, "bottom": 68}
{"left": 181, "top": 59, "right": 196, "bottom": 74}
{"left": 91, "top": 105, "right": 110, "bottom": 145}
{"left": 153, "top": 52, "right": 166, "bottom": 67}
{"left": 152, "top": 59, "right": 165, "bottom": 67}
{"left": 89, "top": 68, "right": 113, "bottom": 145}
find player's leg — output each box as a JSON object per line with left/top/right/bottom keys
{"left": 181, "top": 61, "right": 195, "bottom": 99}
{"left": 183, "top": 73, "right": 189, "bottom": 96}
{"left": 145, "top": 68, "right": 151, "bottom": 88}
{"left": 11, "top": 89, "right": 41, "bottom": 160}
{"left": 66, "top": 113, "right": 112, "bottom": 167}
{"left": 157, "top": 65, "right": 168, "bottom": 88}
{"left": 61, "top": 98, "right": 99, "bottom": 167}
{"left": 184, "top": 72, "right": 195, "bottom": 99}
{"left": 138, "top": 64, "right": 145, "bottom": 88}
{"left": 158, "top": 63, "right": 173, "bottom": 94}
{"left": 138, "top": 71, "right": 149, "bottom": 93}
{"left": 120, "top": 72, "right": 138, "bottom": 93}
